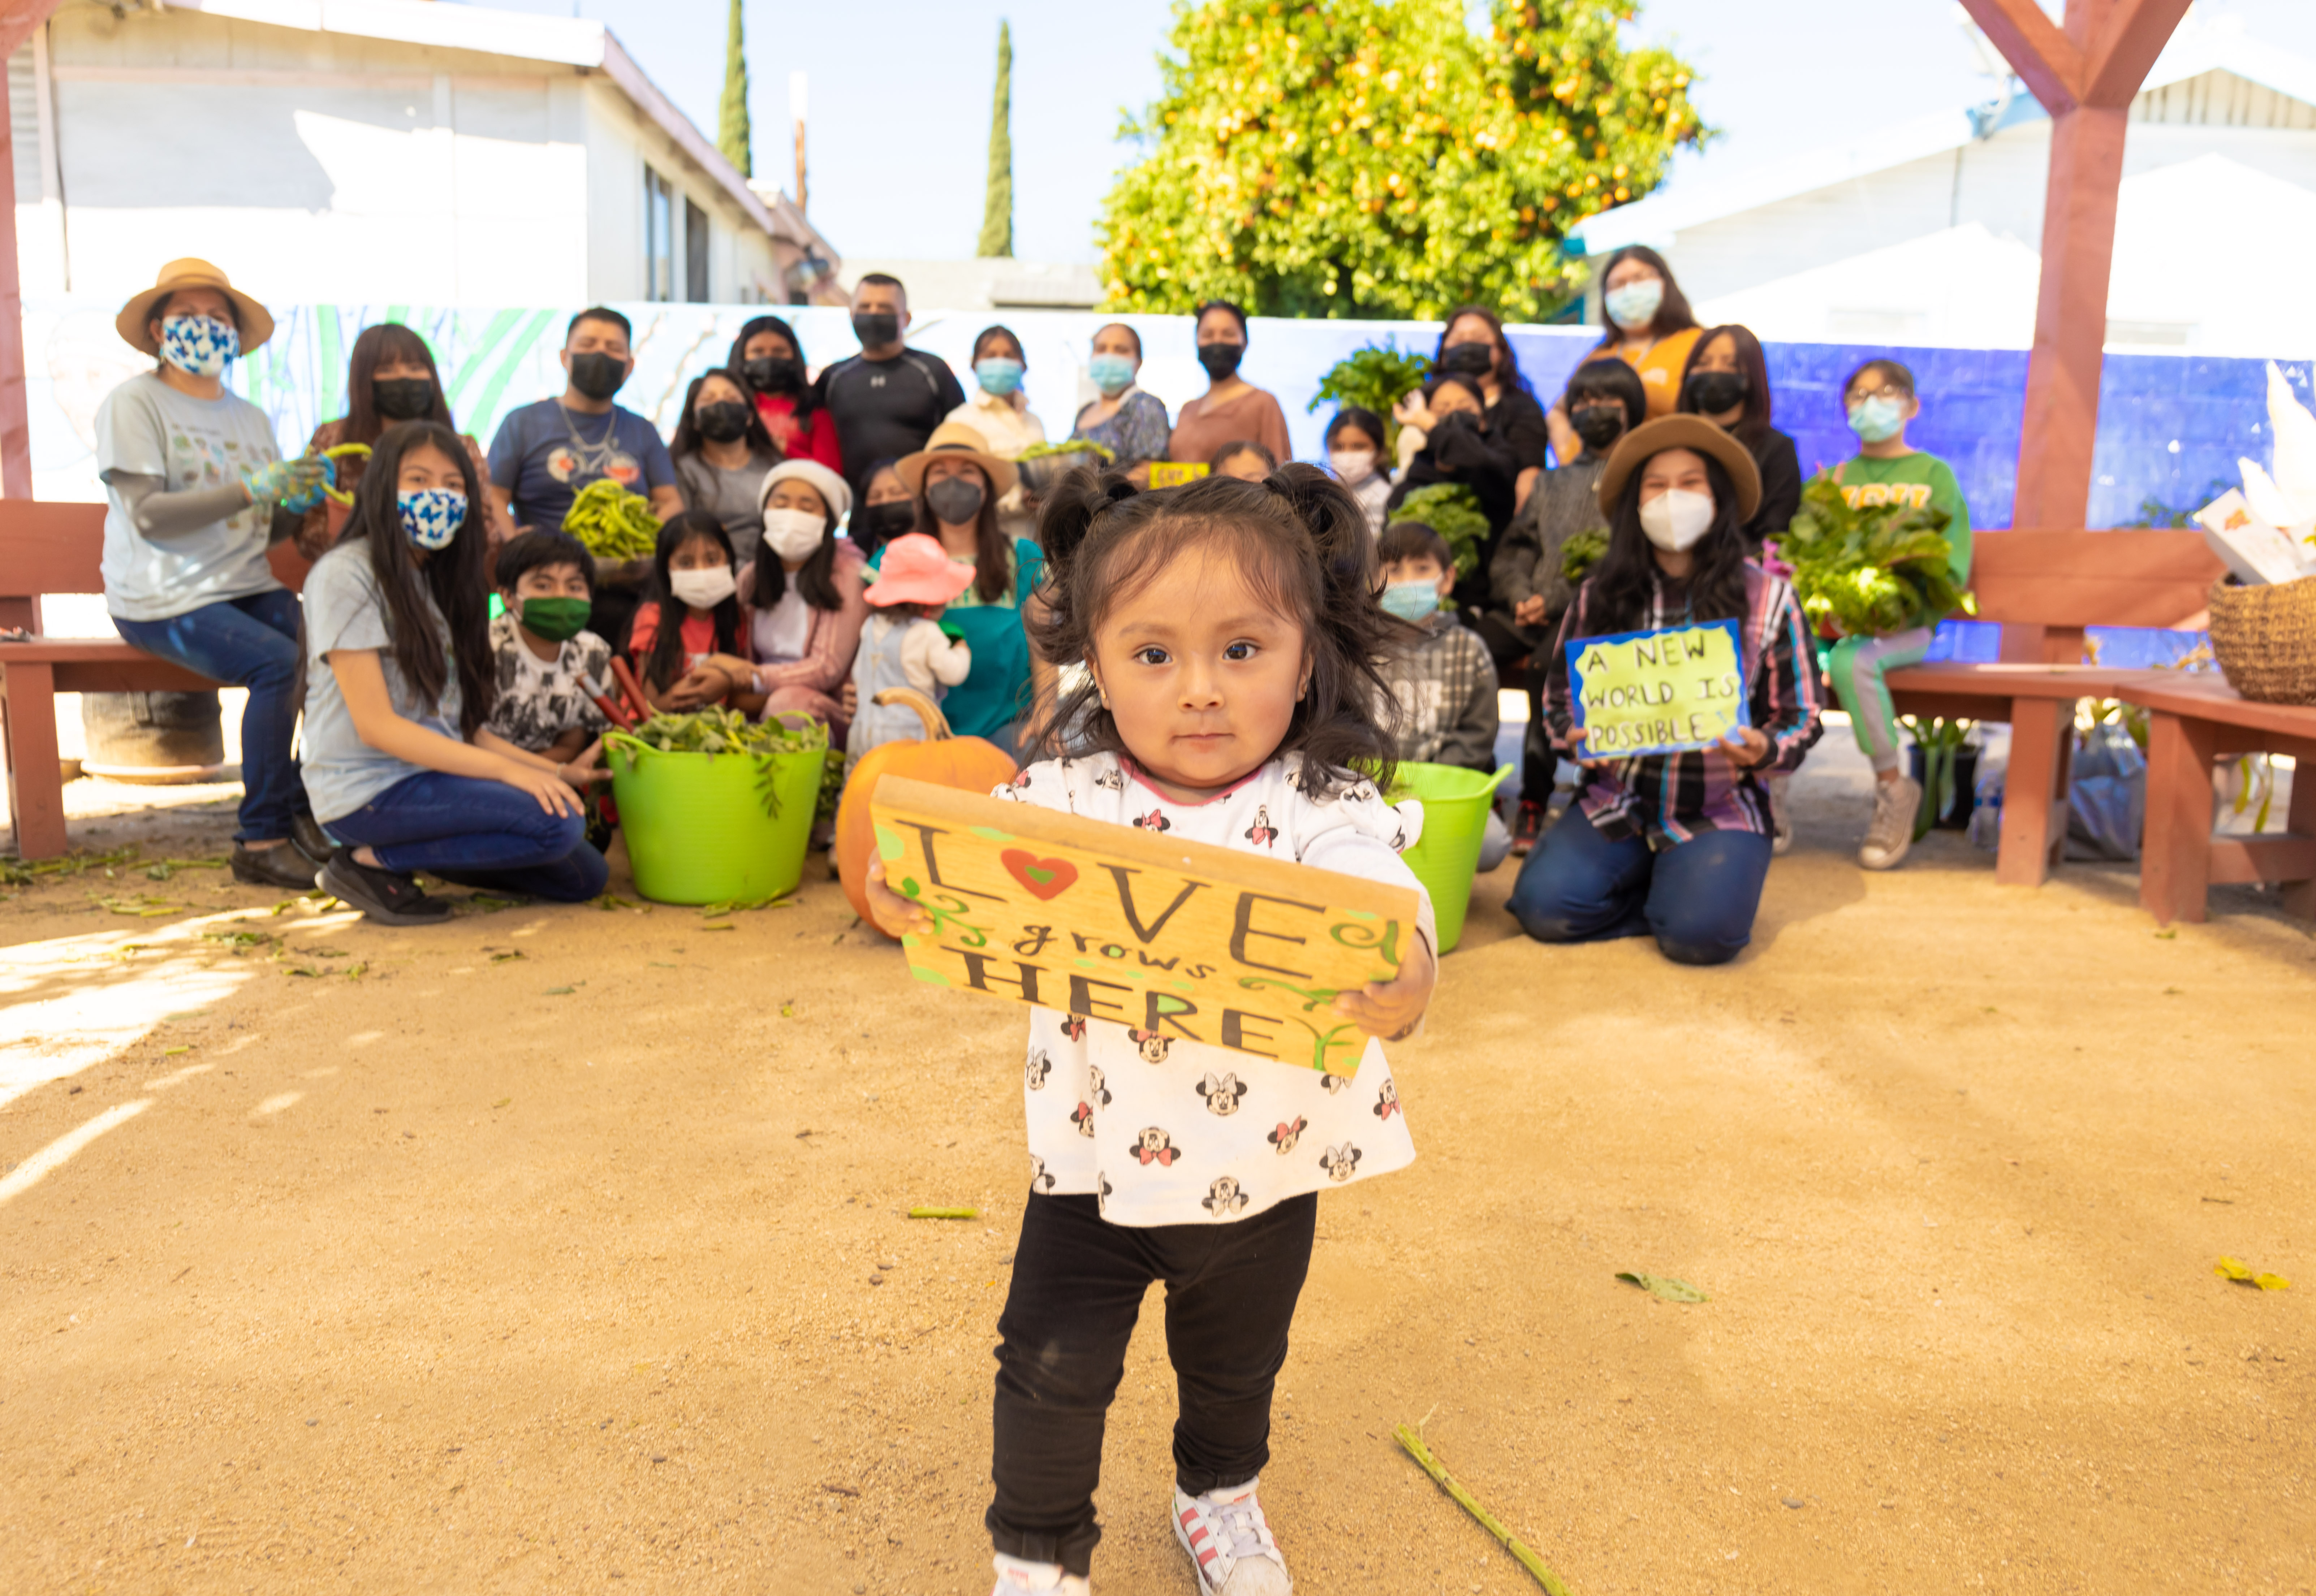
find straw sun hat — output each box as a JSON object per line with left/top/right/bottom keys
{"left": 896, "top": 421, "right": 1019, "bottom": 499}
{"left": 1594, "top": 414, "right": 1762, "bottom": 523}
{"left": 115, "top": 258, "right": 275, "bottom": 356}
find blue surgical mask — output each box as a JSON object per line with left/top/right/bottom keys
{"left": 1087, "top": 353, "right": 1136, "bottom": 397}
{"left": 1848, "top": 394, "right": 1907, "bottom": 444}
{"left": 1379, "top": 580, "right": 1442, "bottom": 622}
{"left": 397, "top": 487, "right": 466, "bottom": 551}
{"left": 975, "top": 357, "right": 1024, "bottom": 397}
{"left": 160, "top": 313, "right": 238, "bottom": 378}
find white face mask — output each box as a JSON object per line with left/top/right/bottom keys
{"left": 761, "top": 506, "right": 827, "bottom": 563}
{"left": 1329, "top": 448, "right": 1376, "bottom": 484}
{"left": 1638, "top": 488, "right": 1716, "bottom": 552}
{"left": 669, "top": 565, "right": 737, "bottom": 609}
{"left": 1604, "top": 277, "right": 1665, "bottom": 332}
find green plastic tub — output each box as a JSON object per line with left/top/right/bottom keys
{"left": 609, "top": 738, "right": 823, "bottom": 905}
{"left": 1392, "top": 762, "right": 1512, "bottom": 955}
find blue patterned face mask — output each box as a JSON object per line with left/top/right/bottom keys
{"left": 397, "top": 487, "right": 467, "bottom": 552}
{"left": 160, "top": 314, "right": 238, "bottom": 378}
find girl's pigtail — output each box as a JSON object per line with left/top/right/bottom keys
{"left": 1265, "top": 461, "right": 1378, "bottom": 601}
{"left": 1035, "top": 463, "right": 1132, "bottom": 580}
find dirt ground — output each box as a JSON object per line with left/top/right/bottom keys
{"left": 2, "top": 749, "right": 2312, "bottom": 1596}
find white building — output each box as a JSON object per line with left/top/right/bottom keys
{"left": 1569, "top": 25, "right": 2316, "bottom": 358}
{"left": 6, "top": 0, "right": 841, "bottom": 310}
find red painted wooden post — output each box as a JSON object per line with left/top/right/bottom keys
{"left": 0, "top": 33, "right": 30, "bottom": 501}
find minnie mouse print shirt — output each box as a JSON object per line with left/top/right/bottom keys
{"left": 993, "top": 750, "right": 1431, "bottom": 1228}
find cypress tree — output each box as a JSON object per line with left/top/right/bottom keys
{"left": 717, "top": 0, "right": 752, "bottom": 177}
{"left": 977, "top": 21, "right": 1014, "bottom": 258}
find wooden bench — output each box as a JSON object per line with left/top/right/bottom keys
{"left": 1884, "top": 529, "right": 2222, "bottom": 887}
{"left": 2119, "top": 671, "right": 2316, "bottom": 925}
{"left": 0, "top": 501, "right": 221, "bottom": 860}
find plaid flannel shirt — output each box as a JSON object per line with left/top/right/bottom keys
{"left": 1545, "top": 562, "right": 1823, "bottom": 847}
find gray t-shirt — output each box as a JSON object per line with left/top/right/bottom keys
{"left": 300, "top": 542, "right": 462, "bottom": 823}
{"left": 95, "top": 371, "right": 283, "bottom": 620}
{"left": 674, "top": 449, "right": 777, "bottom": 567}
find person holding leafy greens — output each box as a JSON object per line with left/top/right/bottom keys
{"left": 1818, "top": 356, "right": 1973, "bottom": 872}
{"left": 1506, "top": 415, "right": 1822, "bottom": 967}
{"left": 1385, "top": 373, "right": 1521, "bottom": 605}
{"left": 1425, "top": 304, "right": 1551, "bottom": 510}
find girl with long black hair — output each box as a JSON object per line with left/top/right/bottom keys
{"left": 300, "top": 421, "right": 608, "bottom": 924}
{"left": 728, "top": 313, "right": 842, "bottom": 472}
{"left": 1505, "top": 415, "right": 1823, "bottom": 966}
{"left": 627, "top": 511, "right": 756, "bottom": 712}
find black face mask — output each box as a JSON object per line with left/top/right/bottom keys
{"left": 858, "top": 501, "right": 918, "bottom": 545}
{"left": 1439, "top": 342, "right": 1495, "bottom": 377}
{"left": 852, "top": 312, "right": 900, "bottom": 350}
{"left": 1685, "top": 369, "right": 1749, "bottom": 416}
{"left": 744, "top": 355, "right": 802, "bottom": 394}
{"left": 696, "top": 402, "right": 751, "bottom": 444}
{"left": 372, "top": 377, "right": 435, "bottom": 422}
{"left": 569, "top": 351, "right": 629, "bottom": 402}
{"left": 1196, "top": 342, "right": 1244, "bottom": 381}
{"left": 1570, "top": 404, "right": 1626, "bottom": 453}
{"left": 925, "top": 476, "right": 987, "bottom": 525}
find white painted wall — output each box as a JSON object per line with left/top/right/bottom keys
{"left": 7, "top": 7, "right": 774, "bottom": 311}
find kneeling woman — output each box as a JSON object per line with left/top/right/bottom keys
{"left": 301, "top": 422, "right": 609, "bottom": 924}
{"left": 1506, "top": 415, "right": 1821, "bottom": 966}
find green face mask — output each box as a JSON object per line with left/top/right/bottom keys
{"left": 518, "top": 595, "right": 592, "bottom": 643}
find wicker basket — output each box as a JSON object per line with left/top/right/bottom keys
{"left": 2207, "top": 576, "right": 2316, "bottom": 704}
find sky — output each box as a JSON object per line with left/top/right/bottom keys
{"left": 457, "top": 0, "right": 2316, "bottom": 266}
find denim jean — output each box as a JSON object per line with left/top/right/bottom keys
{"left": 986, "top": 1192, "right": 1317, "bottom": 1578}
{"left": 111, "top": 589, "right": 308, "bottom": 843}
{"left": 1506, "top": 804, "right": 1772, "bottom": 966}
{"left": 323, "top": 770, "right": 608, "bottom": 901}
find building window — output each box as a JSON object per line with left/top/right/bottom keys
{"left": 685, "top": 199, "right": 710, "bottom": 303}
{"left": 644, "top": 165, "right": 676, "bottom": 302}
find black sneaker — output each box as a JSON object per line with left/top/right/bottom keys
{"left": 319, "top": 849, "right": 452, "bottom": 925}
{"left": 1510, "top": 799, "right": 1547, "bottom": 856}
{"left": 231, "top": 841, "right": 324, "bottom": 891}
{"left": 289, "top": 814, "right": 335, "bottom": 869}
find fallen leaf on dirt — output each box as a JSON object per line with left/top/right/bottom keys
{"left": 492, "top": 1098, "right": 512, "bottom": 1109}
{"left": 701, "top": 921, "right": 736, "bottom": 931}
{"left": 544, "top": 986, "right": 575, "bottom": 996}
{"left": 1616, "top": 1271, "right": 1709, "bottom": 1303}
{"left": 285, "top": 966, "right": 329, "bottom": 978}
{"left": 2154, "top": 929, "right": 2177, "bottom": 939}
{"left": 909, "top": 1207, "right": 979, "bottom": 1220}
{"left": 162, "top": 1046, "right": 190, "bottom": 1056}
{"left": 345, "top": 963, "right": 367, "bottom": 979}
{"left": 489, "top": 950, "right": 525, "bottom": 963}
{"left": 2217, "top": 1257, "right": 2291, "bottom": 1291}
{"left": 780, "top": 1001, "right": 796, "bottom": 1017}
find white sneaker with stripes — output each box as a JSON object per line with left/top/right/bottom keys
{"left": 989, "top": 1551, "right": 1089, "bottom": 1596}
{"left": 1171, "top": 1477, "right": 1291, "bottom": 1594}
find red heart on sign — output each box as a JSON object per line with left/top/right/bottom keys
{"left": 1001, "top": 849, "right": 1079, "bottom": 901}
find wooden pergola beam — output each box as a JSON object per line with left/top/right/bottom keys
{"left": 0, "top": 0, "right": 65, "bottom": 502}
{"left": 1955, "top": 0, "right": 2192, "bottom": 632}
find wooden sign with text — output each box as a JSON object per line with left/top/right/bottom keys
{"left": 1566, "top": 619, "right": 1749, "bottom": 758}
{"left": 868, "top": 775, "right": 1418, "bottom": 1076}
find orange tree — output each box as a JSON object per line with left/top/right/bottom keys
{"left": 1097, "top": 0, "right": 1707, "bottom": 320}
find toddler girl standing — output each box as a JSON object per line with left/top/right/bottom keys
{"left": 866, "top": 466, "right": 1438, "bottom": 1596}
{"left": 846, "top": 531, "right": 975, "bottom": 764}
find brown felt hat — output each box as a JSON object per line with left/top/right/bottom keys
{"left": 116, "top": 258, "right": 275, "bottom": 356}
{"left": 1595, "top": 414, "right": 1761, "bottom": 523}
{"left": 896, "top": 420, "right": 1019, "bottom": 499}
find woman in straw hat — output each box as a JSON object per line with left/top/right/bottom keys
{"left": 96, "top": 258, "right": 336, "bottom": 889}
{"left": 1505, "top": 415, "right": 1824, "bottom": 967}
{"left": 854, "top": 420, "right": 1052, "bottom": 757}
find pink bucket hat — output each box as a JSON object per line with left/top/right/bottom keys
{"left": 863, "top": 533, "right": 977, "bottom": 608}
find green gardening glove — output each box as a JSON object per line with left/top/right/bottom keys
{"left": 243, "top": 455, "right": 332, "bottom": 513}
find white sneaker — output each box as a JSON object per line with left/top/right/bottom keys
{"left": 1858, "top": 775, "right": 1921, "bottom": 871}
{"left": 991, "top": 1551, "right": 1089, "bottom": 1596}
{"left": 1172, "top": 1478, "right": 1292, "bottom": 1594}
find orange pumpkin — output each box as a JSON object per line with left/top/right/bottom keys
{"left": 835, "top": 687, "right": 1019, "bottom": 925}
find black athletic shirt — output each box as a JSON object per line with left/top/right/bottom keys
{"left": 814, "top": 349, "right": 966, "bottom": 503}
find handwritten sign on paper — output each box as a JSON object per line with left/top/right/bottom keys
{"left": 1565, "top": 620, "right": 1749, "bottom": 758}
{"left": 1147, "top": 461, "right": 1212, "bottom": 489}
{"left": 867, "top": 776, "right": 1419, "bottom": 1076}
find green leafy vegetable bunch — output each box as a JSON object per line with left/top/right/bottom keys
{"left": 1780, "top": 473, "right": 1970, "bottom": 638}
{"left": 562, "top": 480, "right": 661, "bottom": 559}
{"left": 1387, "top": 483, "right": 1487, "bottom": 579}
{"left": 611, "top": 706, "right": 829, "bottom": 758}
